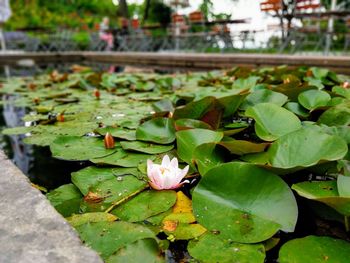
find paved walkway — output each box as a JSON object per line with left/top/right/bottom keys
{"left": 0, "top": 150, "right": 102, "bottom": 263}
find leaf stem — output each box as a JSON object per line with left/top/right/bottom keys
{"left": 104, "top": 185, "right": 148, "bottom": 213}
{"left": 344, "top": 216, "right": 350, "bottom": 232}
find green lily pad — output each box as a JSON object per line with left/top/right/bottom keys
{"left": 318, "top": 103, "right": 350, "bottom": 126}
{"left": 176, "top": 129, "right": 224, "bottom": 166}
{"left": 298, "top": 89, "right": 331, "bottom": 110}
{"left": 46, "top": 184, "right": 82, "bottom": 217}
{"left": 2, "top": 126, "right": 34, "bottom": 135}
{"left": 245, "top": 103, "right": 302, "bottom": 141}
{"left": 136, "top": 117, "right": 176, "bottom": 144}
{"left": 76, "top": 221, "right": 156, "bottom": 259}
{"left": 240, "top": 89, "right": 288, "bottom": 110}
{"left": 278, "top": 236, "right": 350, "bottom": 263}
{"left": 71, "top": 167, "right": 121, "bottom": 195}
{"left": 163, "top": 223, "right": 207, "bottom": 240}
{"left": 188, "top": 233, "right": 265, "bottom": 263}
{"left": 95, "top": 126, "right": 136, "bottom": 141}
{"left": 284, "top": 102, "right": 309, "bottom": 118}
{"left": 110, "top": 190, "right": 177, "bottom": 222}
{"left": 50, "top": 136, "right": 117, "bottom": 161}
{"left": 192, "top": 162, "right": 298, "bottom": 243}
{"left": 219, "top": 139, "right": 269, "bottom": 155}
{"left": 120, "top": 141, "right": 174, "bottom": 154}
{"left": 66, "top": 212, "right": 118, "bottom": 227}
{"left": 268, "top": 128, "right": 348, "bottom": 169}
{"left": 91, "top": 152, "right": 155, "bottom": 167}
{"left": 192, "top": 143, "right": 226, "bottom": 175}
{"left": 106, "top": 238, "right": 165, "bottom": 263}
{"left": 80, "top": 175, "right": 147, "bottom": 212}
{"left": 174, "top": 119, "right": 212, "bottom": 131}
{"left": 292, "top": 181, "right": 350, "bottom": 216}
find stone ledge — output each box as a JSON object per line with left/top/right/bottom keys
{"left": 0, "top": 150, "right": 103, "bottom": 263}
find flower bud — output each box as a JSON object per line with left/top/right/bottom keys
{"left": 104, "top": 132, "right": 115, "bottom": 149}
{"left": 56, "top": 113, "right": 64, "bottom": 122}
{"left": 33, "top": 98, "right": 40, "bottom": 104}
{"left": 94, "top": 89, "right": 100, "bottom": 99}
{"left": 342, "top": 82, "right": 349, "bottom": 89}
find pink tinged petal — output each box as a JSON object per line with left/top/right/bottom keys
{"left": 168, "top": 180, "right": 190, "bottom": 190}
{"left": 170, "top": 157, "right": 178, "bottom": 169}
{"left": 161, "top": 155, "right": 171, "bottom": 167}
{"left": 149, "top": 181, "right": 162, "bottom": 190}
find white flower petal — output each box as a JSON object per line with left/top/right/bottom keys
{"left": 161, "top": 155, "right": 171, "bottom": 167}
{"left": 170, "top": 157, "right": 178, "bottom": 169}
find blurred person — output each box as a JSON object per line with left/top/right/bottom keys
{"left": 99, "top": 17, "right": 114, "bottom": 51}
{"left": 0, "top": 0, "right": 12, "bottom": 50}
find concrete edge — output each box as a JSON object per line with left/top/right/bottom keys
{"left": 0, "top": 150, "right": 103, "bottom": 263}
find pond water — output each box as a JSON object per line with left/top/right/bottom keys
{"left": 1, "top": 63, "right": 349, "bottom": 263}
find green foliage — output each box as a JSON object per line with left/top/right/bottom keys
{"left": 6, "top": 0, "right": 116, "bottom": 30}
{"left": 2, "top": 65, "right": 350, "bottom": 261}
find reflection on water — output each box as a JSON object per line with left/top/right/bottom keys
{"left": 0, "top": 63, "right": 109, "bottom": 190}
{"left": 2, "top": 95, "right": 34, "bottom": 174}
{"left": 0, "top": 96, "right": 90, "bottom": 191}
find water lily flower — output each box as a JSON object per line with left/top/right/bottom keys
{"left": 147, "top": 155, "right": 189, "bottom": 190}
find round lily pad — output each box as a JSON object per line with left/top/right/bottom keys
{"left": 245, "top": 103, "right": 302, "bottom": 141}
{"left": 192, "top": 162, "right": 298, "bottom": 243}
{"left": 76, "top": 221, "right": 156, "bottom": 259}
{"left": 110, "top": 190, "right": 177, "bottom": 222}
{"left": 106, "top": 238, "right": 164, "bottom": 263}
{"left": 298, "top": 89, "right": 331, "bottom": 110}
{"left": 188, "top": 233, "right": 265, "bottom": 263}
{"left": 50, "top": 136, "right": 117, "bottom": 161}
{"left": 120, "top": 141, "right": 174, "bottom": 154}
{"left": 278, "top": 235, "right": 350, "bottom": 263}
{"left": 268, "top": 128, "right": 348, "bottom": 169}
{"left": 176, "top": 129, "right": 223, "bottom": 166}
{"left": 136, "top": 117, "right": 176, "bottom": 144}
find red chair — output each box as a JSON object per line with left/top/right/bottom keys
{"left": 295, "top": 0, "right": 321, "bottom": 11}
{"left": 260, "top": 0, "right": 282, "bottom": 12}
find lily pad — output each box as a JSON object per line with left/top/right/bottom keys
{"left": 318, "top": 103, "right": 350, "bottom": 126}
{"left": 66, "top": 212, "right": 118, "bottom": 227}
{"left": 72, "top": 167, "right": 119, "bottom": 195}
{"left": 110, "top": 190, "right": 177, "bottom": 222}
{"left": 176, "top": 129, "right": 223, "bottom": 166}
{"left": 91, "top": 152, "right": 155, "bottom": 167}
{"left": 76, "top": 221, "right": 156, "bottom": 259}
{"left": 245, "top": 103, "right": 302, "bottom": 141}
{"left": 120, "top": 141, "right": 174, "bottom": 154}
{"left": 188, "top": 233, "right": 265, "bottom": 263}
{"left": 298, "top": 89, "right": 331, "bottom": 110}
{"left": 284, "top": 102, "right": 309, "bottom": 118}
{"left": 46, "top": 184, "right": 82, "bottom": 217}
{"left": 278, "top": 236, "right": 350, "bottom": 263}
{"left": 95, "top": 126, "right": 136, "bottom": 141}
{"left": 106, "top": 238, "right": 165, "bottom": 263}
{"left": 219, "top": 139, "right": 269, "bottom": 155}
{"left": 292, "top": 181, "right": 350, "bottom": 216}
{"left": 136, "top": 117, "right": 176, "bottom": 144}
{"left": 50, "top": 136, "right": 117, "bottom": 161}
{"left": 80, "top": 175, "right": 147, "bottom": 212}
{"left": 268, "top": 128, "right": 348, "bottom": 169}
{"left": 192, "top": 143, "right": 227, "bottom": 175}
{"left": 240, "top": 89, "right": 288, "bottom": 110}
{"left": 192, "top": 162, "right": 298, "bottom": 243}
{"left": 174, "top": 119, "right": 212, "bottom": 131}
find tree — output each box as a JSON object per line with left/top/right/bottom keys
{"left": 118, "top": 0, "right": 129, "bottom": 18}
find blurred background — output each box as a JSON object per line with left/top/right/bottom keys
{"left": 0, "top": 0, "right": 350, "bottom": 55}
